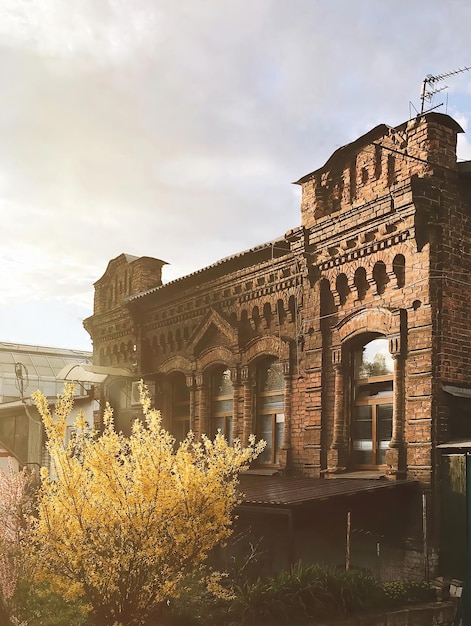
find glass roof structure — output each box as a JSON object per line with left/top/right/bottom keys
{"left": 0, "top": 342, "right": 92, "bottom": 403}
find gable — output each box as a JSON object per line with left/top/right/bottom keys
{"left": 187, "top": 308, "right": 238, "bottom": 357}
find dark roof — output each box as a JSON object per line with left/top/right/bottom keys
{"left": 238, "top": 475, "right": 418, "bottom": 507}
{"left": 126, "top": 237, "right": 289, "bottom": 303}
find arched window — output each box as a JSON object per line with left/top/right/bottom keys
{"left": 393, "top": 254, "right": 406, "bottom": 288}
{"left": 256, "top": 358, "right": 285, "bottom": 465}
{"left": 252, "top": 306, "right": 261, "bottom": 331}
{"left": 372, "top": 261, "right": 389, "bottom": 295}
{"left": 175, "top": 328, "right": 182, "bottom": 350}
{"left": 169, "top": 373, "right": 190, "bottom": 443}
{"left": 351, "top": 337, "right": 393, "bottom": 467}
{"left": 211, "top": 367, "right": 233, "bottom": 443}
{"left": 354, "top": 267, "right": 368, "bottom": 301}
{"left": 239, "top": 310, "right": 251, "bottom": 339}
{"left": 263, "top": 303, "right": 272, "bottom": 330}
{"left": 277, "top": 299, "right": 286, "bottom": 326}
{"left": 288, "top": 295, "right": 296, "bottom": 323}
{"left": 336, "top": 273, "right": 350, "bottom": 306}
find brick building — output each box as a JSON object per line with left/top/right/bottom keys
{"left": 83, "top": 112, "right": 471, "bottom": 580}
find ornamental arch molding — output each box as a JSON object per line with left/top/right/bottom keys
{"left": 333, "top": 307, "right": 403, "bottom": 349}
{"left": 157, "top": 354, "right": 194, "bottom": 376}
{"left": 197, "top": 346, "right": 238, "bottom": 372}
{"left": 241, "top": 335, "right": 290, "bottom": 366}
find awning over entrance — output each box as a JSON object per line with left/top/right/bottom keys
{"left": 57, "top": 363, "right": 134, "bottom": 384}
{"left": 238, "top": 475, "right": 418, "bottom": 507}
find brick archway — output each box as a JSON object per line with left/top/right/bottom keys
{"left": 158, "top": 354, "right": 194, "bottom": 375}
{"left": 333, "top": 306, "right": 401, "bottom": 347}
{"left": 197, "top": 346, "right": 238, "bottom": 372}
{"left": 241, "top": 335, "right": 290, "bottom": 366}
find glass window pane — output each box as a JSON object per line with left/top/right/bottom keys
{"left": 377, "top": 403, "right": 393, "bottom": 441}
{"left": 353, "top": 405, "right": 372, "bottom": 465}
{"left": 214, "top": 417, "right": 224, "bottom": 433}
{"left": 172, "top": 375, "right": 189, "bottom": 402}
{"left": 352, "top": 448, "right": 373, "bottom": 465}
{"left": 258, "top": 415, "right": 273, "bottom": 464}
{"left": 355, "top": 380, "right": 393, "bottom": 398}
{"left": 213, "top": 368, "right": 233, "bottom": 396}
{"left": 260, "top": 394, "right": 284, "bottom": 410}
{"left": 214, "top": 416, "right": 232, "bottom": 443}
{"left": 258, "top": 360, "right": 285, "bottom": 392}
{"left": 174, "top": 404, "right": 189, "bottom": 418}
{"left": 355, "top": 338, "right": 393, "bottom": 378}
{"left": 213, "top": 399, "right": 233, "bottom": 413}
{"left": 353, "top": 405, "right": 372, "bottom": 440}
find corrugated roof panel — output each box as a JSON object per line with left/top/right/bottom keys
{"left": 0, "top": 343, "right": 92, "bottom": 402}
{"left": 238, "top": 475, "right": 418, "bottom": 507}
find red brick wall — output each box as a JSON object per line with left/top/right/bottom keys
{"left": 85, "top": 114, "right": 469, "bottom": 488}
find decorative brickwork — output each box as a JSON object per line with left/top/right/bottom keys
{"left": 84, "top": 112, "right": 471, "bottom": 580}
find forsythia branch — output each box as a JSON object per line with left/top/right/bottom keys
{"left": 31, "top": 382, "right": 264, "bottom": 626}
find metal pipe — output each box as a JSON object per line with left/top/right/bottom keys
{"left": 422, "top": 491, "right": 429, "bottom": 581}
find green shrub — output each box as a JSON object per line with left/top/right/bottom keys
{"left": 151, "top": 566, "right": 436, "bottom": 626}
{"left": 229, "top": 562, "right": 383, "bottom": 625}
{"left": 13, "top": 580, "right": 88, "bottom": 626}
{"left": 381, "top": 580, "right": 435, "bottom": 607}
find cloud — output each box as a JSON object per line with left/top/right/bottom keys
{"left": 1, "top": 0, "right": 471, "bottom": 349}
{"left": 0, "top": 0, "right": 162, "bottom": 66}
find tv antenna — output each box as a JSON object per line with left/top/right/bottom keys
{"left": 420, "top": 65, "right": 471, "bottom": 114}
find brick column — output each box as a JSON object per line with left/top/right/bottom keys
{"left": 195, "top": 373, "right": 207, "bottom": 439}
{"left": 327, "top": 348, "right": 347, "bottom": 471}
{"left": 386, "top": 336, "right": 405, "bottom": 477}
{"left": 279, "top": 360, "right": 291, "bottom": 467}
{"left": 160, "top": 377, "right": 172, "bottom": 433}
{"left": 230, "top": 366, "right": 241, "bottom": 442}
{"left": 241, "top": 366, "right": 254, "bottom": 446}
{"left": 185, "top": 374, "right": 195, "bottom": 434}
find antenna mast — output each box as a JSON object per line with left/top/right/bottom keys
{"left": 420, "top": 65, "right": 471, "bottom": 114}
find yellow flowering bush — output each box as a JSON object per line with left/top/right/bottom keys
{"left": 32, "top": 383, "right": 264, "bottom": 626}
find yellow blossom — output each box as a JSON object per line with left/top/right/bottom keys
{"left": 32, "top": 382, "right": 263, "bottom": 626}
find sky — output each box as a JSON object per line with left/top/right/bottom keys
{"left": 1, "top": 0, "right": 471, "bottom": 352}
